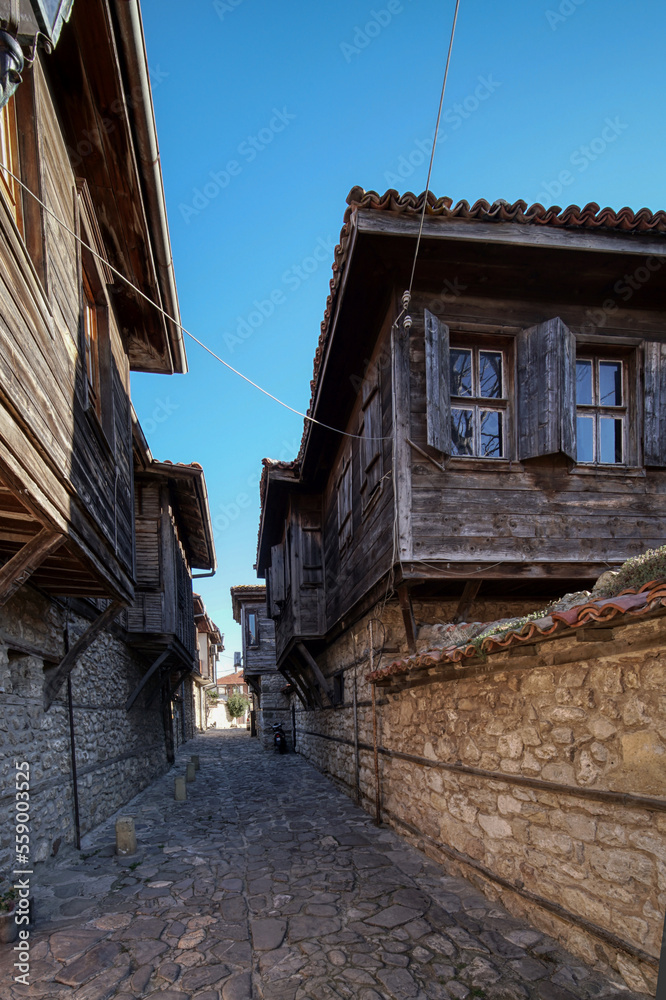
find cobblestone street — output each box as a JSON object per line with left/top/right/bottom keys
{"left": 2, "top": 730, "right": 650, "bottom": 1000}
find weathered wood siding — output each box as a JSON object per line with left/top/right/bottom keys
{"left": 407, "top": 291, "right": 666, "bottom": 571}
{"left": 0, "top": 61, "right": 134, "bottom": 597}
{"left": 242, "top": 600, "right": 277, "bottom": 674}
{"left": 322, "top": 311, "right": 396, "bottom": 628}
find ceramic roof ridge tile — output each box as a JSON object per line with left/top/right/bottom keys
{"left": 368, "top": 580, "right": 666, "bottom": 683}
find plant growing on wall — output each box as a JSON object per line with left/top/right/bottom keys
{"left": 226, "top": 691, "right": 249, "bottom": 720}
{"left": 0, "top": 885, "right": 16, "bottom": 913}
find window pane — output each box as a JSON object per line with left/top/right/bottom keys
{"left": 479, "top": 352, "right": 502, "bottom": 399}
{"left": 599, "top": 417, "right": 623, "bottom": 464}
{"left": 576, "top": 360, "right": 592, "bottom": 405}
{"left": 599, "top": 361, "right": 622, "bottom": 406}
{"left": 451, "top": 408, "right": 474, "bottom": 455}
{"left": 480, "top": 410, "right": 502, "bottom": 458}
{"left": 576, "top": 415, "right": 594, "bottom": 462}
{"left": 450, "top": 349, "right": 472, "bottom": 397}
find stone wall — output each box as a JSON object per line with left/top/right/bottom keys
{"left": 0, "top": 587, "right": 170, "bottom": 872}
{"left": 290, "top": 595, "right": 665, "bottom": 995}
{"left": 256, "top": 671, "right": 292, "bottom": 752}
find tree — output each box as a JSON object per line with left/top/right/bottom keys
{"left": 226, "top": 691, "right": 249, "bottom": 720}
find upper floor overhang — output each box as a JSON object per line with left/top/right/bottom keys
{"left": 298, "top": 188, "right": 666, "bottom": 482}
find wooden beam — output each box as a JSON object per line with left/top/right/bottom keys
{"left": 297, "top": 642, "right": 333, "bottom": 703}
{"left": 396, "top": 584, "right": 417, "bottom": 654}
{"left": 281, "top": 663, "right": 307, "bottom": 708}
{"left": 0, "top": 528, "right": 65, "bottom": 607}
{"left": 454, "top": 580, "right": 482, "bottom": 624}
{"left": 43, "top": 600, "right": 124, "bottom": 710}
{"left": 576, "top": 628, "right": 616, "bottom": 643}
{"left": 125, "top": 645, "right": 173, "bottom": 711}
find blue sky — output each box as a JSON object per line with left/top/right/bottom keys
{"left": 134, "top": 0, "right": 666, "bottom": 671}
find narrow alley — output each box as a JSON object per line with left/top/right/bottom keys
{"left": 1, "top": 731, "right": 648, "bottom": 1000}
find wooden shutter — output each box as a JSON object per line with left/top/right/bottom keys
{"left": 644, "top": 341, "right": 666, "bottom": 466}
{"left": 300, "top": 511, "right": 323, "bottom": 586}
{"left": 424, "top": 309, "right": 452, "bottom": 455}
{"left": 270, "top": 543, "right": 285, "bottom": 603}
{"left": 517, "top": 317, "right": 576, "bottom": 461}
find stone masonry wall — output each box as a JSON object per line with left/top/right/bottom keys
{"left": 256, "top": 672, "right": 292, "bottom": 752}
{"left": 291, "top": 596, "right": 666, "bottom": 995}
{"left": 0, "top": 586, "right": 169, "bottom": 873}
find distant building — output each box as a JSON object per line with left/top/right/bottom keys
{"left": 230, "top": 584, "right": 290, "bottom": 749}
{"left": 193, "top": 593, "right": 223, "bottom": 732}
{"left": 209, "top": 669, "right": 250, "bottom": 729}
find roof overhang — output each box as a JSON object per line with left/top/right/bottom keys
{"left": 230, "top": 584, "right": 266, "bottom": 622}
{"left": 46, "top": 0, "right": 186, "bottom": 374}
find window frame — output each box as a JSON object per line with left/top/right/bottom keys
{"left": 449, "top": 342, "right": 509, "bottom": 460}
{"left": 0, "top": 95, "right": 23, "bottom": 235}
{"left": 574, "top": 353, "right": 629, "bottom": 467}
{"left": 246, "top": 610, "right": 259, "bottom": 648}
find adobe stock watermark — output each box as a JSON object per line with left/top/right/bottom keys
{"left": 340, "top": 1, "right": 412, "bottom": 63}
{"left": 141, "top": 398, "right": 179, "bottom": 437}
{"left": 213, "top": 0, "right": 247, "bottom": 19}
{"left": 545, "top": 0, "right": 586, "bottom": 30}
{"left": 384, "top": 75, "right": 501, "bottom": 186}
{"left": 223, "top": 235, "right": 336, "bottom": 352}
{"left": 534, "top": 116, "right": 628, "bottom": 205}
{"left": 179, "top": 107, "right": 296, "bottom": 224}
{"left": 580, "top": 255, "right": 664, "bottom": 335}
{"left": 213, "top": 441, "right": 299, "bottom": 532}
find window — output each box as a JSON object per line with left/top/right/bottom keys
{"left": 82, "top": 268, "right": 101, "bottom": 420}
{"left": 247, "top": 611, "right": 258, "bottom": 647}
{"left": 576, "top": 357, "right": 625, "bottom": 465}
{"left": 337, "top": 455, "right": 352, "bottom": 551}
{"left": 0, "top": 96, "right": 22, "bottom": 233}
{"left": 360, "top": 383, "right": 382, "bottom": 506}
{"left": 449, "top": 347, "right": 506, "bottom": 458}
{"left": 333, "top": 671, "right": 344, "bottom": 706}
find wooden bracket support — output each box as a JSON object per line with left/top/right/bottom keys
{"left": 396, "top": 584, "right": 417, "bottom": 654}
{"left": 43, "top": 600, "right": 124, "bottom": 710}
{"left": 125, "top": 645, "right": 173, "bottom": 711}
{"left": 297, "top": 641, "right": 333, "bottom": 705}
{"left": 454, "top": 580, "right": 482, "bottom": 624}
{"left": 281, "top": 664, "right": 307, "bottom": 707}
{"left": 0, "top": 527, "right": 65, "bottom": 607}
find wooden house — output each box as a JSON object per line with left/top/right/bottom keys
{"left": 0, "top": 0, "right": 188, "bottom": 708}
{"left": 256, "top": 188, "right": 666, "bottom": 703}
{"left": 124, "top": 417, "right": 216, "bottom": 757}
{"left": 193, "top": 592, "right": 223, "bottom": 730}
{"left": 230, "top": 583, "right": 289, "bottom": 746}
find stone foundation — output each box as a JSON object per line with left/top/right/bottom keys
{"left": 289, "top": 595, "right": 665, "bottom": 995}
{"left": 254, "top": 671, "right": 292, "bottom": 752}
{"left": 0, "top": 587, "right": 173, "bottom": 871}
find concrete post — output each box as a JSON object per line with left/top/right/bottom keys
{"left": 186, "top": 762, "right": 196, "bottom": 783}
{"left": 191, "top": 755, "right": 200, "bottom": 771}
{"left": 115, "top": 816, "right": 137, "bottom": 856}
{"left": 174, "top": 776, "right": 187, "bottom": 800}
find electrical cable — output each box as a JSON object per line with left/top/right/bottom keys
{"left": 406, "top": 0, "right": 461, "bottom": 302}
{"left": 0, "top": 165, "right": 390, "bottom": 444}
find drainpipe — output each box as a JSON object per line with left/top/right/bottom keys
{"left": 65, "top": 625, "right": 81, "bottom": 850}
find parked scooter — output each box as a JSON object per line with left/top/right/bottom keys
{"left": 271, "top": 722, "right": 288, "bottom": 754}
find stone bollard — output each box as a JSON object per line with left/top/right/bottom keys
{"left": 186, "top": 762, "right": 196, "bottom": 783}
{"left": 115, "top": 816, "right": 137, "bottom": 856}
{"left": 191, "top": 755, "right": 200, "bottom": 771}
{"left": 174, "top": 776, "right": 187, "bottom": 801}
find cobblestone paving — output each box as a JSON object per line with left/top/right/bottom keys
{"left": 2, "top": 730, "right": 649, "bottom": 1000}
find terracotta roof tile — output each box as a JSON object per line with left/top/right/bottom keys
{"left": 368, "top": 580, "right": 666, "bottom": 684}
